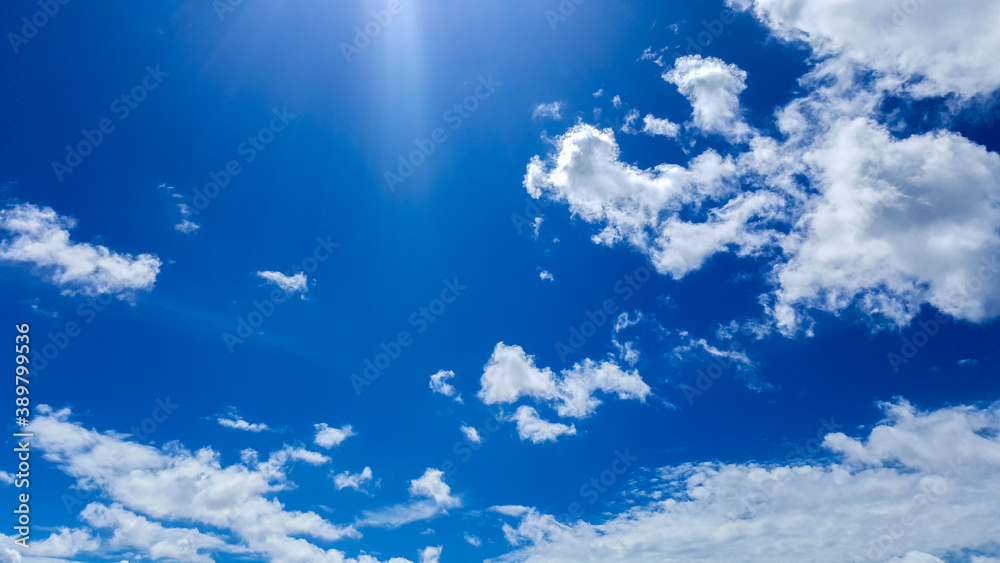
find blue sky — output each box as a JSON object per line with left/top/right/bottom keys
{"left": 2, "top": 0, "right": 1000, "bottom": 562}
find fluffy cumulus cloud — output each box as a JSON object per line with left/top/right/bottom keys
{"left": 663, "top": 55, "right": 751, "bottom": 140}
{"left": 478, "top": 343, "right": 651, "bottom": 420}
{"left": 359, "top": 469, "right": 461, "bottom": 529}
{"left": 0, "top": 203, "right": 161, "bottom": 298}
{"left": 333, "top": 466, "right": 374, "bottom": 493}
{"left": 418, "top": 545, "right": 442, "bottom": 563}
{"left": 524, "top": 0, "right": 1000, "bottom": 334}
{"left": 429, "top": 369, "right": 461, "bottom": 401}
{"left": 314, "top": 423, "right": 357, "bottom": 448}
{"left": 641, "top": 114, "right": 680, "bottom": 137}
{"left": 493, "top": 400, "right": 1000, "bottom": 562}
{"left": 508, "top": 406, "right": 577, "bottom": 444}
{"left": 524, "top": 123, "right": 778, "bottom": 280}
{"left": 727, "top": 0, "right": 1000, "bottom": 99}
{"left": 28, "top": 405, "right": 419, "bottom": 563}
{"left": 257, "top": 270, "right": 308, "bottom": 295}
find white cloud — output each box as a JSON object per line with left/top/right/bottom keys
{"left": 0, "top": 203, "right": 161, "bottom": 298}
{"left": 174, "top": 219, "right": 200, "bottom": 233}
{"left": 727, "top": 0, "right": 1000, "bottom": 99}
{"left": 768, "top": 116, "right": 1000, "bottom": 332}
{"left": 218, "top": 409, "right": 270, "bottom": 432}
{"left": 460, "top": 425, "right": 482, "bottom": 444}
{"left": 524, "top": 123, "right": 763, "bottom": 279}
{"left": 27, "top": 406, "right": 425, "bottom": 563}
{"left": 333, "top": 466, "right": 373, "bottom": 492}
{"left": 256, "top": 270, "right": 308, "bottom": 295}
{"left": 464, "top": 534, "right": 482, "bottom": 547}
{"left": 593, "top": 89, "right": 604, "bottom": 98}
{"left": 539, "top": 270, "right": 554, "bottom": 281}
{"left": 418, "top": 545, "right": 442, "bottom": 563}
{"left": 493, "top": 400, "right": 1000, "bottom": 562}
{"left": 81, "top": 503, "right": 232, "bottom": 563}
{"left": 359, "top": 469, "right": 460, "bottom": 529}
{"left": 429, "top": 370, "right": 462, "bottom": 402}
{"left": 314, "top": 423, "right": 357, "bottom": 448}
{"left": 478, "top": 343, "right": 651, "bottom": 419}
{"left": 29, "top": 527, "right": 99, "bottom": 559}
{"left": 621, "top": 108, "right": 640, "bottom": 134}
{"left": 663, "top": 55, "right": 751, "bottom": 140}
{"left": 525, "top": 38, "right": 1000, "bottom": 334}
{"left": 641, "top": 114, "right": 680, "bottom": 137}
{"left": 532, "top": 102, "right": 563, "bottom": 121}
{"left": 509, "top": 406, "right": 577, "bottom": 444}
{"left": 611, "top": 95, "right": 622, "bottom": 108}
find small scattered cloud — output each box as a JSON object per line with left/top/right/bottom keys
{"left": 460, "top": 425, "right": 482, "bottom": 444}
{"left": 539, "top": 270, "right": 555, "bottom": 282}
{"left": 256, "top": 271, "right": 308, "bottom": 296}
{"left": 313, "top": 423, "right": 356, "bottom": 449}
{"left": 509, "top": 405, "right": 577, "bottom": 443}
{"left": 217, "top": 408, "right": 270, "bottom": 433}
{"left": 332, "top": 466, "right": 373, "bottom": 493}
{"left": 532, "top": 101, "right": 563, "bottom": 121}
{"left": 429, "top": 369, "right": 462, "bottom": 402}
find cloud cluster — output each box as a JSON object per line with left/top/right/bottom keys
{"left": 493, "top": 400, "right": 1000, "bottom": 562}
{"left": 28, "top": 405, "right": 420, "bottom": 563}
{"left": 524, "top": 1, "right": 1000, "bottom": 333}
{"left": 0, "top": 203, "right": 161, "bottom": 298}
{"left": 475, "top": 343, "right": 650, "bottom": 443}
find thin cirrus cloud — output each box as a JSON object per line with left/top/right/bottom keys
{"left": 0, "top": 202, "right": 161, "bottom": 298}
{"left": 531, "top": 101, "right": 563, "bottom": 121}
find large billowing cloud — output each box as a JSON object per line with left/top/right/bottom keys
{"left": 492, "top": 400, "right": 1000, "bottom": 562}
{"left": 0, "top": 203, "right": 161, "bottom": 298}
{"left": 727, "top": 0, "right": 1000, "bottom": 99}
{"left": 523, "top": 0, "right": 1000, "bottom": 334}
